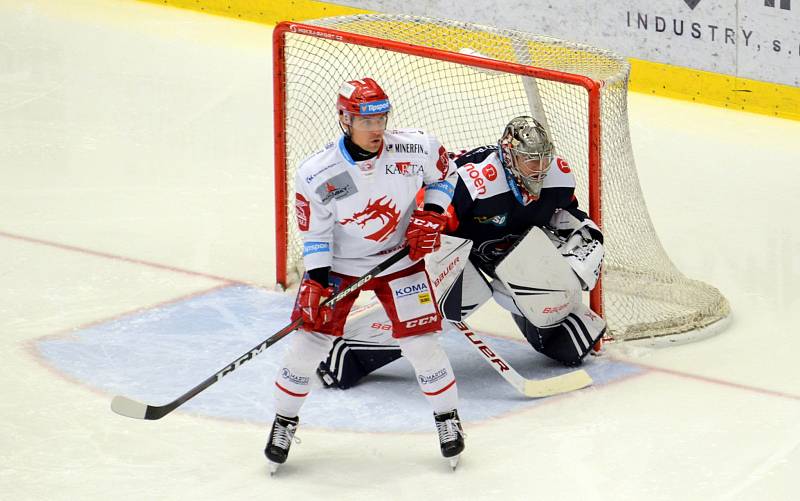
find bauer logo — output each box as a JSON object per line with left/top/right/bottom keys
{"left": 359, "top": 99, "right": 390, "bottom": 115}
{"left": 433, "top": 256, "right": 460, "bottom": 288}
{"left": 394, "top": 282, "right": 429, "bottom": 298}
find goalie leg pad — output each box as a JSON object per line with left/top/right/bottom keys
{"left": 320, "top": 337, "right": 403, "bottom": 389}
{"left": 512, "top": 302, "right": 606, "bottom": 366}
{"left": 495, "top": 227, "right": 582, "bottom": 327}
{"left": 439, "top": 259, "right": 493, "bottom": 321}
{"left": 319, "top": 297, "right": 401, "bottom": 389}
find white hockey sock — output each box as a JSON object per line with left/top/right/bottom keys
{"left": 273, "top": 330, "right": 334, "bottom": 418}
{"left": 397, "top": 333, "right": 459, "bottom": 414}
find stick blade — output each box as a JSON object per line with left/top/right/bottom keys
{"left": 523, "top": 369, "right": 593, "bottom": 398}
{"left": 111, "top": 395, "right": 150, "bottom": 419}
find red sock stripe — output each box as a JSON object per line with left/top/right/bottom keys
{"left": 422, "top": 379, "right": 456, "bottom": 396}
{"left": 275, "top": 382, "right": 309, "bottom": 398}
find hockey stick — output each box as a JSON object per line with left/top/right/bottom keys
{"left": 111, "top": 247, "right": 411, "bottom": 420}
{"left": 452, "top": 321, "right": 593, "bottom": 398}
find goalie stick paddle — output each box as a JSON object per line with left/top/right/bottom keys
{"left": 452, "top": 321, "right": 593, "bottom": 398}
{"left": 111, "top": 247, "right": 411, "bottom": 420}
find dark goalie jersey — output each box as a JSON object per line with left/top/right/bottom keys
{"left": 448, "top": 145, "right": 588, "bottom": 276}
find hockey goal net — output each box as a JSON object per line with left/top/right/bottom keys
{"left": 272, "top": 14, "right": 730, "bottom": 343}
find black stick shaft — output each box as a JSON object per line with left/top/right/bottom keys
{"left": 116, "top": 247, "right": 410, "bottom": 420}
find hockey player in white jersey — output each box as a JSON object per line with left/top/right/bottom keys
{"left": 265, "top": 78, "right": 464, "bottom": 473}
{"left": 316, "top": 116, "right": 606, "bottom": 390}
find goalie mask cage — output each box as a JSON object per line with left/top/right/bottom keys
{"left": 272, "top": 15, "right": 730, "bottom": 343}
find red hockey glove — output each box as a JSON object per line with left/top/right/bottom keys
{"left": 297, "top": 278, "right": 334, "bottom": 331}
{"left": 405, "top": 209, "right": 448, "bottom": 261}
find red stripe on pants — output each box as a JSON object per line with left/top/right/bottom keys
{"left": 275, "top": 382, "right": 309, "bottom": 397}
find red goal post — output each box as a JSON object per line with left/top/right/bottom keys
{"left": 272, "top": 15, "right": 730, "bottom": 343}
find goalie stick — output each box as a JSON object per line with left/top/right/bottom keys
{"left": 452, "top": 321, "right": 593, "bottom": 398}
{"left": 111, "top": 248, "right": 411, "bottom": 420}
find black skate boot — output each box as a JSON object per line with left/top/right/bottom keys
{"left": 434, "top": 409, "right": 465, "bottom": 470}
{"left": 264, "top": 414, "right": 300, "bottom": 475}
{"left": 316, "top": 362, "right": 339, "bottom": 388}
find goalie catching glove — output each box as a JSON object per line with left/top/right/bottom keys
{"left": 547, "top": 210, "right": 604, "bottom": 291}
{"left": 405, "top": 209, "right": 448, "bottom": 261}
{"left": 297, "top": 278, "right": 334, "bottom": 331}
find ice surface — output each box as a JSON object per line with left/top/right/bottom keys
{"left": 1, "top": 1, "right": 799, "bottom": 500}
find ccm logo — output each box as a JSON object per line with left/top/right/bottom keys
{"left": 542, "top": 303, "right": 570, "bottom": 314}
{"left": 404, "top": 314, "right": 438, "bottom": 328}
{"left": 463, "top": 329, "right": 509, "bottom": 372}
{"left": 409, "top": 217, "right": 440, "bottom": 229}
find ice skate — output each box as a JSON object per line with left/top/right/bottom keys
{"left": 434, "top": 409, "right": 465, "bottom": 470}
{"left": 316, "top": 362, "right": 339, "bottom": 388}
{"left": 264, "top": 414, "right": 300, "bottom": 476}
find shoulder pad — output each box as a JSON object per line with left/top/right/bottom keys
{"left": 457, "top": 156, "right": 510, "bottom": 200}
{"left": 454, "top": 145, "right": 497, "bottom": 167}
{"left": 542, "top": 157, "right": 576, "bottom": 189}
{"left": 297, "top": 147, "right": 345, "bottom": 186}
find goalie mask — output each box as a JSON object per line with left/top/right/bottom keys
{"left": 498, "top": 116, "right": 554, "bottom": 200}
{"left": 336, "top": 78, "right": 391, "bottom": 133}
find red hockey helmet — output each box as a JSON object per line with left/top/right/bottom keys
{"left": 336, "top": 78, "right": 391, "bottom": 130}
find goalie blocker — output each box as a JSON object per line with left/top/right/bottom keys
{"left": 318, "top": 228, "right": 606, "bottom": 390}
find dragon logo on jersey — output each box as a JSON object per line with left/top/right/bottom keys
{"left": 338, "top": 196, "right": 401, "bottom": 242}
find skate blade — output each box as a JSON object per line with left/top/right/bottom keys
{"left": 448, "top": 455, "right": 460, "bottom": 471}
{"left": 268, "top": 461, "right": 281, "bottom": 476}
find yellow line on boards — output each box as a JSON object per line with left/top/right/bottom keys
{"left": 136, "top": 0, "right": 800, "bottom": 121}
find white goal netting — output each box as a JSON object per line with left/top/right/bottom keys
{"left": 274, "top": 14, "right": 730, "bottom": 342}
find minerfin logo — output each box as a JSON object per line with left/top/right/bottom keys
{"left": 683, "top": 0, "right": 701, "bottom": 9}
